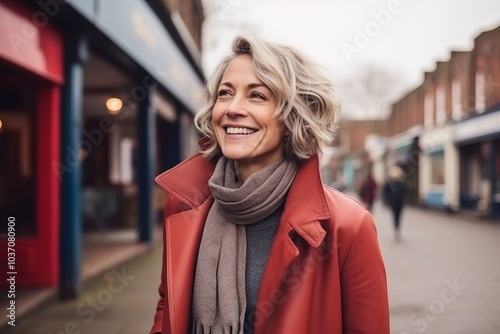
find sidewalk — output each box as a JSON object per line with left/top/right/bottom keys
{"left": 2, "top": 227, "right": 161, "bottom": 333}
{"left": 4, "top": 246, "right": 162, "bottom": 334}
{"left": 4, "top": 202, "right": 500, "bottom": 334}
{"left": 371, "top": 200, "right": 500, "bottom": 334}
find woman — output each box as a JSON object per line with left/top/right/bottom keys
{"left": 150, "top": 36, "right": 389, "bottom": 334}
{"left": 359, "top": 168, "right": 377, "bottom": 212}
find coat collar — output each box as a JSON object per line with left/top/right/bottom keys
{"left": 155, "top": 153, "right": 330, "bottom": 247}
{"left": 155, "top": 153, "right": 215, "bottom": 209}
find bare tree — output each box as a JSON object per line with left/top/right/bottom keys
{"left": 201, "top": 0, "right": 259, "bottom": 73}
{"left": 338, "top": 63, "right": 406, "bottom": 120}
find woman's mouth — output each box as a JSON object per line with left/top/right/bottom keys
{"left": 225, "top": 127, "right": 257, "bottom": 135}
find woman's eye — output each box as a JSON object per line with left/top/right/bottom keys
{"left": 250, "top": 92, "right": 267, "bottom": 100}
{"left": 217, "top": 89, "right": 231, "bottom": 97}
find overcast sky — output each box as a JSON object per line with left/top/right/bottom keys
{"left": 200, "top": 0, "right": 500, "bottom": 119}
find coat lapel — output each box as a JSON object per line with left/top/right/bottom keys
{"left": 253, "top": 155, "right": 331, "bottom": 334}
{"left": 155, "top": 153, "right": 215, "bottom": 333}
{"left": 155, "top": 152, "right": 215, "bottom": 208}
{"left": 165, "top": 198, "right": 213, "bottom": 334}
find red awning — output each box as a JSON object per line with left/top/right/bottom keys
{"left": 0, "top": 0, "right": 63, "bottom": 84}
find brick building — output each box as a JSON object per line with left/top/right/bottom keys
{"left": 340, "top": 24, "right": 500, "bottom": 218}
{"left": 453, "top": 25, "right": 500, "bottom": 218}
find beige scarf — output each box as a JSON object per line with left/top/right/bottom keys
{"left": 192, "top": 157, "right": 297, "bottom": 334}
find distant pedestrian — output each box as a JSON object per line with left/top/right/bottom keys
{"left": 382, "top": 165, "right": 407, "bottom": 241}
{"left": 359, "top": 169, "right": 377, "bottom": 212}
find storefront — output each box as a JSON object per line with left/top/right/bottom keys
{"left": 454, "top": 110, "right": 500, "bottom": 219}
{"left": 2, "top": 0, "right": 205, "bottom": 297}
{"left": 419, "top": 125, "right": 459, "bottom": 211}
{"left": 56, "top": 0, "right": 205, "bottom": 297}
{"left": 0, "top": 0, "right": 63, "bottom": 286}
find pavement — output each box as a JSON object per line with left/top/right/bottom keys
{"left": 3, "top": 201, "right": 500, "bottom": 334}
{"left": 1, "top": 227, "right": 161, "bottom": 334}
{"left": 3, "top": 243, "right": 163, "bottom": 334}
{"left": 374, "top": 202, "right": 500, "bottom": 334}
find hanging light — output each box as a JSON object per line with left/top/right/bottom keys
{"left": 0, "top": 119, "right": 3, "bottom": 131}
{"left": 106, "top": 97, "right": 123, "bottom": 114}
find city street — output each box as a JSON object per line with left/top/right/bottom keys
{"left": 2, "top": 2, "right": 499, "bottom": 334}
{"left": 6, "top": 200, "right": 500, "bottom": 334}
{"left": 373, "top": 201, "right": 500, "bottom": 334}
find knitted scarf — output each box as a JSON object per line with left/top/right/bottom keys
{"left": 192, "top": 156, "right": 297, "bottom": 334}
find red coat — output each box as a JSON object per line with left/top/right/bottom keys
{"left": 150, "top": 153, "right": 389, "bottom": 334}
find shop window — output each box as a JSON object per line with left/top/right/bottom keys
{"left": 82, "top": 119, "right": 111, "bottom": 187}
{"left": 475, "top": 71, "right": 485, "bottom": 113}
{"left": 451, "top": 79, "right": 462, "bottom": 121}
{"left": 479, "top": 141, "right": 491, "bottom": 179}
{"left": 430, "top": 150, "right": 444, "bottom": 185}
{"left": 119, "top": 137, "right": 136, "bottom": 185}
{"left": 81, "top": 117, "right": 138, "bottom": 230}
{"left": 424, "top": 92, "right": 434, "bottom": 128}
{"left": 435, "top": 86, "right": 446, "bottom": 125}
{"left": 0, "top": 89, "right": 36, "bottom": 235}
{"left": 460, "top": 144, "right": 481, "bottom": 195}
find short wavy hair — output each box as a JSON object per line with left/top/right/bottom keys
{"left": 194, "top": 35, "right": 341, "bottom": 161}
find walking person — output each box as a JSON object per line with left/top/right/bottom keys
{"left": 359, "top": 167, "right": 377, "bottom": 212}
{"left": 150, "top": 35, "right": 389, "bottom": 334}
{"left": 383, "top": 165, "right": 408, "bottom": 241}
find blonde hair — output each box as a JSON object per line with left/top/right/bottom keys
{"left": 194, "top": 35, "right": 341, "bottom": 161}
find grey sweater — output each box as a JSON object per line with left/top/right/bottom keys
{"left": 243, "top": 204, "right": 284, "bottom": 333}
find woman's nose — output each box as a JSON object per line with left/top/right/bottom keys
{"left": 225, "top": 97, "right": 247, "bottom": 117}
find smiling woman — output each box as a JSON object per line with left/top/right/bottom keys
{"left": 150, "top": 35, "right": 390, "bottom": 334}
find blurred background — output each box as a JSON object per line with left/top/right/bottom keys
{"left": 0, "top": 0, "right": 500, "bottom": 333}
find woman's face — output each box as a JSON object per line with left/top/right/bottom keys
{"left": 212, "top": 54, "right": 286, "bottom": 180}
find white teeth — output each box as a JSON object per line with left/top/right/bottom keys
{"left": 226, "top": 127, "right": 257, "bottom": 135}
